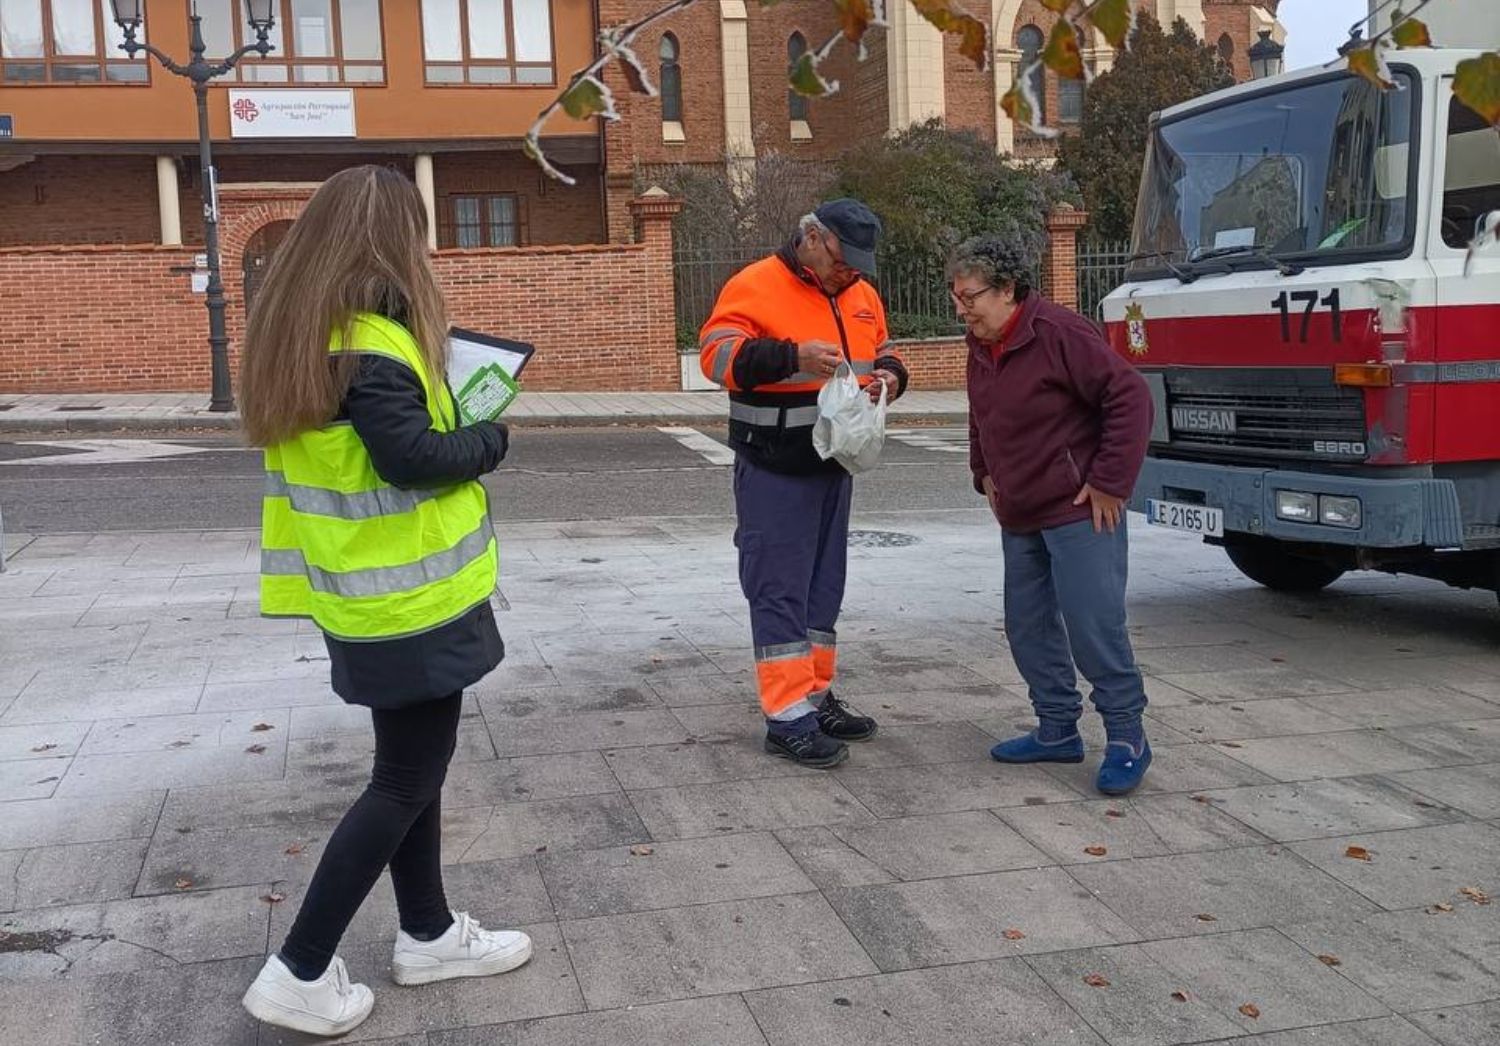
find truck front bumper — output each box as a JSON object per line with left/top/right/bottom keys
{"left": 1129, "top": 458, "right": 1465, "bottom": 549}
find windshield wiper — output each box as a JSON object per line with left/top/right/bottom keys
{"left": 1187, "top": 244, "right": 1305, "bottom": 277}
{"left": 1127, "top": 250, "right": 1199, "bottom": 284}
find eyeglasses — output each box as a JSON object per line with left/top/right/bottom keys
{"left": 950, "top": 285, "right": 998, "bottom": 310}
{"left": 821, "top": 234, "right": 860, "bottom": 279}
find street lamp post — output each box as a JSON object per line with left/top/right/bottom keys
{"left": 1248, "top": 29, "right": 1285, "bottom": 81}
{"left": 109, "top": 0, "right": 278, "bottom": 413}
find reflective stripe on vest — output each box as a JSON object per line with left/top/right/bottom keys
{"left": 729, "top": 402, "right": 820, "bottom": 428}
{"left": 258, "top": 312, "right": 497, "bottom": 641}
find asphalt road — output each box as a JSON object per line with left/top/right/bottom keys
{"left": 0, "top": 426, "right": 978, "bottom": 533}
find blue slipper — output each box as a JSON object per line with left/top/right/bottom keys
{"left": 990, "top": 730, "right": 1085, "bottom": 764}
{"left": 1096, "top": 741, "right": 1152, "bottom": 795}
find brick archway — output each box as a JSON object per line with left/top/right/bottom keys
{"left": 216, "top": 185, "right": 316, "bottom": 357}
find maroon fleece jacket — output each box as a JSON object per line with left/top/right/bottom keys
{"left": 967, "top": 293, "right": 1153, "bottom": 534}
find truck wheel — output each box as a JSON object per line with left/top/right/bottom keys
{"left": 1223, "top": 537, "right": 1345, "bottom": 592}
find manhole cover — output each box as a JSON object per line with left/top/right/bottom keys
{"left": 847, "top": 530, "right": 919, "bottom": 548}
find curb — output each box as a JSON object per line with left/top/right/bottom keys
{"left": 0, "top": 411, "right": 969, "bottom": 435}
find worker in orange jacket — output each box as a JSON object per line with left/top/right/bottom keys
{"left": 699, "top": 199, "right": 908, "bottom": 767}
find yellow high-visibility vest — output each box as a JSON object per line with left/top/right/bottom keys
{"left": 258, "top": 312, "right": 497, "bottom": 640}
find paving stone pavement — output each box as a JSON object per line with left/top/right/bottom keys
{"left": 2, "top": 514, "right": 1499, "bottom": 1045}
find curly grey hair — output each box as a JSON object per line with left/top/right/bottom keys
{"left": 947, "top": 235, "right": 1035, "bottom": 301}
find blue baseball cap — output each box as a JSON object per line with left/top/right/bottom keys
{"left": 814, "top": 198, "right": 882, "bottom": 279}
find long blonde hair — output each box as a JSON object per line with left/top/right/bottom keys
{"left": 240, "top": 165, "right": 449, "bottom": 447}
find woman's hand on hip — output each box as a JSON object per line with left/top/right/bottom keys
{"left": 1074, "top": 483, "right": 1124, "bottom": 533}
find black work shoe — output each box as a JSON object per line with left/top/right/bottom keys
{"left": 817, "top": 692, "right": 879, "bottom": 742}
{"left": 764, "top": 730, "right": 849, "bottom": 768}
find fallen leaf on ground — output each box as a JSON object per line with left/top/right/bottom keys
{"left": 1239, "top": 1003, "right": 1261, "bottom": 1019}
{"left": 1195, "top": 913, "right": 1218, "bottom": 922}
{"left": 1344, "top": 846, "right": 1372, "bottom": 861}
{"left": 1317, "top": 954, "right": 1342, "bottom": 967}
{"left": 1171, "top": 990, "right": 1190, "bottom": 1002}
{"left": 174, "top": 878, "right": 193, "bottom": 890}
{"left": 245, "top": 744, "right": 268, "bottom": 755}
{"left": 1219, "top": 741, "right": 1244, "bottom": 749}
{"left": 1191, "top": 795, "right": 1213, "bottom": 804}
{"left": 1426, "top": 903, "right": 1454, "bottom": 914}
{"left": 832, "top": 997, "right": 851, "bottom": 1007}
{"left": 251, "top": 723, "right": 275, "bottom": 732}
{"left": 167, "top": 740, "right": 191, "bottom": 749}
{"left": 30, "top": 743, "right": 58, "bottom": 753}
{"left": 629, "top": 845, "right": 655, "bottom": 856}
{"left": 284, "top": 844, "right": 305, "bottom": 856}
{"left": 1084, "top": 845, "right": 1108, "bottom": 856}
{"left": 261, "top": 892, "right": 285, "bottom": 904}
{"left": 1002, "top": 929, "right": 1026, "bottom": 940}
{"left": 1459, "top": 887, "right": 1491, "bottom": 905}
{"left": 1083, "top": 974, "right": 1111, "bottom": 988}
{"left": 1105, "top": 809, "right": 1125, "bottom": 819}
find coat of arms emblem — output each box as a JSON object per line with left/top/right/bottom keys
{"left": 1125, "top": 303, "right": 1149, "bottom": 356}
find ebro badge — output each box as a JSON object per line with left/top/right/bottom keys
{"left": 1125, "top": 303, "right": 1149, "bottom": 357}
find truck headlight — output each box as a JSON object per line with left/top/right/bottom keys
{"left": 1319, "top": 495, "right": 1362, "bottom": 529}
{"left": 1275, "top": 490, "right": 1317, "bottom": 522}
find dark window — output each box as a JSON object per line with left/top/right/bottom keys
{"left": 1017, "top": 24, "right": 1045, "bottom": 126}
{"left": 441, "top": 194, "right": 521, "bottom": 248}
{"left": 0, "top": 0, "right": 149, "bottom": 84}
{"left": 1441, "top": 94, "right": 1500, "bottom": 249}
{"left": 200, "top": 0, "right": 385, "bottom": 84}
{"left": 421, "top": 0, "right": 554, "bottom": 86}
{"left": 659, "top": 32, "right": 681, "bottom": 123}
{"left": 1059, "top": 78, "right": 1083, "bottom": 123}
{"left": 1217, "top": 32, "right": 1234, "bottom": 62}
{"left": 787, "top": 31, "right": 808, "bottom": 122}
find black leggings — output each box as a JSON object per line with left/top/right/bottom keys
{"left": 279, "top": 692, "right": 463, "bottom": 981}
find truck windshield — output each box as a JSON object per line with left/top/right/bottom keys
{"left": 1128, "top": 71, "right": 1415, "bottom": 279}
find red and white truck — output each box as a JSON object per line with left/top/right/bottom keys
{"left": 1103, "top": 11, "right": 1500, "bottom": 595}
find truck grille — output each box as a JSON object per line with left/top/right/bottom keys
{"left": 1164, "top": 369, "right": 1367, "bottom": 461}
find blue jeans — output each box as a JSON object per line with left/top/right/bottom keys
{"left": 1001, "top": 518, "right": 1147, "bottom": 736}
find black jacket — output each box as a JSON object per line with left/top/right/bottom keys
{"left": 323, "top": 354, "right": 509, "bottom": 708}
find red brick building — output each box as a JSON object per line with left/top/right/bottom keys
{"left": 605, "top": 0, "right": 1282, "bottom": 171}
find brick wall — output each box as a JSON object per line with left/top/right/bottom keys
{"left": 1, "top": 150, "right": 602, "bottom": 249}
{"left": 0, "top": 245, "right": 209, "bottom": 392}
{"left": 899, "top": 338, "right": 969, "bottom": 390}
{"left": 0, "top": 195, "right": 682, "bottom": 394}
{"left": 944, "top": 0, "right": 996, "bottom": 145}
{"left": 0, "top": 156, "right": 163, "bottom": 247}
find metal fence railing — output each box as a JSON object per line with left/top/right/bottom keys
{"left": 674, "top": 245, "right": 966, "bottom": 348}
{"left": 1076, "top": 239, "right": 1133, "bottom": 323}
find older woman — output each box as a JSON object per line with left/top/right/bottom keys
{"left": 951, "top": 235, "right": 1155, "bottom": 796}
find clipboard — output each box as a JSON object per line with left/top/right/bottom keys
{"left": 448, "top": 327, "right": 536, "bottom": 424}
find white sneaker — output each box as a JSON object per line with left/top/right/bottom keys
{"left": 242, "top": 954, "right": 374, "bottom": 1037}
{"left": 391, "top": 910, "right": 533, "bottom": 986}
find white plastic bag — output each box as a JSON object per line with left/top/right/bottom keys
{"left": 812, "top": 362, "right": 887, "bottom": 474}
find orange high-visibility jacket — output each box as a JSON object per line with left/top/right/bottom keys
{"left": 699, "top": 245, "right": 907, "bottom": 473}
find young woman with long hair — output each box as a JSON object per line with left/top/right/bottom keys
{"left": 238, "top": 165, "right": 525, "bottom": 1037}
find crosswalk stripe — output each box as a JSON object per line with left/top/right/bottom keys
{"left": 657, "top": 426, "right": 735, "bottom": 466}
